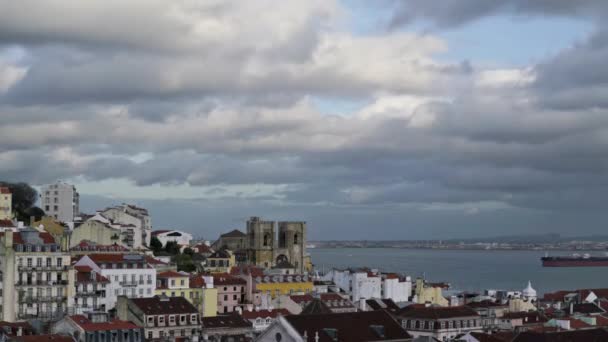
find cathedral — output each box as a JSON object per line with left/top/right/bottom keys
{"left": 213, "top": 216, "right": 310, "bottom": 273}
{"left": 246, "top": 216, "right": 308, "bottom": 273}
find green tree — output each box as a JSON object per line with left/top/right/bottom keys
{"left": 164, "top": 241, "right": 180, "bottom": 255}
{"left": 183, "top": 247, "right": 194, "bottom": 256}
{"left": 150, "top": 236, "right": 163, "bottom": 254}
{"left": 174, "top": 254, "right": 196, "bottom": 272}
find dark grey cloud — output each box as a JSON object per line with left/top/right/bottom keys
{"left": 388, "top": 0, "right": 608, "bottom": 29}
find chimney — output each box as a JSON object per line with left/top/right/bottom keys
{"left": 570, "top": 302, "right": 574, "bottom": 315}
{"left": 359, "top": 299, "right": 367, "bottom": 311}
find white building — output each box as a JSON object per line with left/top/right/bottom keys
{"left": 151, "top": 230, "right": 193, "bottom": 247}
{"left": 41, "top": 182, "right": 79, "bottom": 223}
{"left": 522, "top": 281, "right": 537, "bottom": 302}
{"left": 382, "top": 273, "right": 412, "bottom": 303}
{"left": 0, "top": 229, "right": 71, "bottom": 322}
{"left": 100, "top": 205, "right": 152, "bottom": 247}
{"left": 322, "top": 269, "right": 382, "bottom": 302}
{"left": 70, "top": 265, "right": 111, "bottom": 314}
{"left": 73, "top": 254, "right": 156, "bottom": 310}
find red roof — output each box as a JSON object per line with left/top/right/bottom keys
{"left": 230, "top": 265, "right": 265, "bottom": 278}
{"left": 565, "top": 318, "right": 592, "bottom": 329}
{"left": 69, "top": 315, "right": 140, "bottom": 331}
{"left": 75, "top": 269, "right": 109, "bottom": 283}
{"left": 158, "top": 270, "right": 188, "bottom": 278}
{"left": 71, "top": 241, "right": 129, "bottom": 252}
{"left": 0, "top": 187, "right": 11, "bottom": 194}
{"left": 189, "top": 275, "right": 206, "bottom": 288}
{"left": 0, "top": 219, "right": 14, "bottom": 227}
{"left": 10, "top": 231, "right": 56, "bottom": 245}
{"left": 193, "top": 243, "right": 213, "bottom": 254}
{"left": 213, "top": 273, "right": 247, "bottom": 285}
{"left": 594, "top": 315, "right": 608, "bottom": 327}
{"left": 241, "top": 308, "right": 290, "bottom": 319}
{"left": 145, "top": 255, "right": 168, "bottom": 265}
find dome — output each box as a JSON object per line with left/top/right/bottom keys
{"left": 523, "top": 281, "right": 537, "bottom": 298}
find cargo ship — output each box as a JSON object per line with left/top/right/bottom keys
{"left": 541, "top": 253, "right": 608, "bottom": 267}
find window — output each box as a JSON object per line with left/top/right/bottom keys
{"left": 224, "top": 295, "right": 228, "bottom": 301}
{"left": 36, "top": 258, "right": 42, "bottom": 267}
{"left": 27, "top": 258, "right": 32, "bottom": 267}
{"left": 147, "top": 332, "right": 152, "bottom": 340}
{"left": 147, "top": 317, "right": 154, "bottom": 326}
{"left": 180, "top": 279, "right": 184, "bottom": 286}
{"left": 46, "top": 258, "right": 52, "bottom": 267}
{"left": 266, "top": 318, "right": 272, "bottom": 325}
{"left": 294, "top": 233, "right": 299, "bottom": 244}
{"left": 233, "top": 295, "right": 237, "bottom": 300}
{"left": 181, "top": 292, "right": 185, "bottom": 297}
{"left": 57, "top": 258, "right": 63, "bottom": 267}
{"left": 190, "top": 314, "right": 197, "bottom": 323}
{"left": 169, "top": 315, "right": 176, "bottom": 324}
{"left": 171, "top": 279, "right": 175, "bottom": 286}
{"left": 158, "top": 316, "right": 165, "bottom": 324}
{"left": 147, "top": 288, "right": 151, "bottom": 295}
{"left": 180, "top": 315, "right": 186, "bottom": 324}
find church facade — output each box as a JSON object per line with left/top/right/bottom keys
{"left": 245, "top": 217, "right": 307, "bottom": 273}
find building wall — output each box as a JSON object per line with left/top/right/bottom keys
{"left": 70, "top": 221, "right": 124, "bottom": 248}
{"left": 383, "top": 277, "right": 412, "bottom": 303}
{"left": 100, "top": 209, "right": 144, "bottom": 249}
{"left": 41, "top": 182, "right": 79, "bottom": 223}
{"left": 324, "top": 270, "right": 381, "bottom": 302}
{"left": 202, "top": 288, "right": 218, "bottom": 317}
{"left": 255, "top": 282, "right": 313, "bottom": 299}
{"left": 0, "top": 191, "right": 12, "bottom": 220}
{"left": 217, "top": 284, "right": 245, "bottom": 314}
{"left": 74, "top": 257, "right": 156, "bottom": 310}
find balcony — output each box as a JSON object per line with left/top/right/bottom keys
{"left": 17, "top": 265, "right": 68, "bottom": 272}
{"left": 119, "top": 281, "right": 138, "bottom": 287}
{"left": 19, "top": 296, "right": 66, "bottom": 303}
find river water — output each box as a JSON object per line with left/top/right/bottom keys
{"left": 309, "top": 248, "right": 608, "bottom": 295}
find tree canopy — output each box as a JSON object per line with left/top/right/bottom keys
{"left": 0, "top": 181, "right": 42, "bottom": 222}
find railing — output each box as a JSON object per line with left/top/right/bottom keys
{"left": 15, "top": 280, "right": 68, "bottom": 286}
{"left": 119, "top": 281, "right": 138, "bottom": 287}
{"left": 17, "top": 265, "right": 68, "bottom": 271}
{"left": 19, "top": 296, "right": 66, "bottom": 303}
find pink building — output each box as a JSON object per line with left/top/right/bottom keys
{"left": 213, "top": 273, "right": 246, "bottom": 314}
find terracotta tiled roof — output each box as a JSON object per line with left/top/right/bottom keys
{"left": 0, "top": 219, "right": 14, "bottom": 227}
{"left": 241, "top": 309, "right": 290, "bottom": 320}
{"left": 145, "top": 255, "right": 168, "bottom": 265}
{"left": 467, "top": 332, "right": 513, "bottom": 342}
{"left": 213, "top": 273, "right": 246, "bottom": 285}
{"left": 157, "top": 270, "right": 188, "bottom": 278}
{"left": 189, "top": 275, "right": 206, "bottom": 288}
{"left": 230, "top": 265, "right": 264, "bottom": 278}
{"left": 397, "top": 305, "right": 479, "bottom": 319}
{"left": 71, "top": 241, "right": 129, "bottom": 252}
{"left": 467, "top": 300, "right": 508, "bottom": 308}
{"left": 0, "top": 321, "right": 34, "bottom": 336}
{"left": 201, "top": 314, "right": 252, "bottom": 329}
{"left": 0, "top": 187, "right": 11, "bottom": 194}
{"left": 69, "top": 315, "right": 140, "bottom": 331}
{"left": 75, "top": 269, "right": 109, "bottom": 283}
{"left": 130, "top": 296, "right": 198, "bottom": 315}
{"left": 286, "top": 310, "right": 411, "bottom": 342}
{"left": 84, "top": 254, "right": 149, "bottom": 268}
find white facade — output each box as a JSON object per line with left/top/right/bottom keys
{"left": 152, "top": 230, "right": 193, "bottom": 247}
{"left": 522, "top": 281, "right": 537, "bottom": 301}
{"left": 382, "top": 275, "right": 412, "bottom": 303}
{"left": 100, "top": 205, "right": 151, "bottom": 247}
{"left": 74, "top": 254, "right": 156, "bottom": 310}
{"left": 322, "top": 269, "right": 381, "bottom": 302}
{"left": 41, "top": 182, "right": 79, "bottom": 223}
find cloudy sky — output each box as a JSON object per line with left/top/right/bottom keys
{"left": 1, "top": 1, "right": 608, "bottom": 240}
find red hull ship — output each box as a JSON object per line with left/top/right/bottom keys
{"left": 541, "top": 255, "right": 608, "bottom": 267}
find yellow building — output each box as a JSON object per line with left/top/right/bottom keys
{"left": 206, "top": 249, "right": 236, "bottom": 273}
{"left": 0, "top": 187, "right": 12, "bottom": 220}
{"left": 155, "top": 271, "right": 218, "bottom": 317}
{"left": 415, "top": 278, "right": 449, "bottom": 307}
{"left": 255, "top": 274, "right": 313, "bottom": 299}
{"left": 32, "top": 216, "right": 67, "bottom": 237}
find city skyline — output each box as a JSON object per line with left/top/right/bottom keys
{"left": 2, "top": 1, "right": 608, "bottom": 240}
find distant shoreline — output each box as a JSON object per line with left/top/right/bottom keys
{"left": 308, "top": 246, "right": 607, "bottom": 252}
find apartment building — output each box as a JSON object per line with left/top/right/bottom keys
{"left": 73, "top": 254, "right": 156, "bottom": 310}
{"left": 41, "top": 182, "right": 79, "bottom": 223}
{"left": 116, "top": 296, "right": 200, "bottom": 341}
{"left": 70, "top": 265, "right": 111, "bottom": 314}
{"left": 0, "top": 187, "right": 12, "bottom": 221}
{"left": 0, "top": 229, "right": 71, "bottom": 322}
